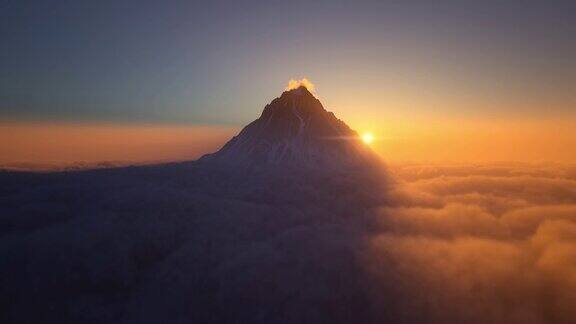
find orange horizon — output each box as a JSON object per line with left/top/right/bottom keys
{"left": 1, "top": 117, "right": 575, "bottom": 170}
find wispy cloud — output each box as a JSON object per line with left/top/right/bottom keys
{"left": 285, "top": 78, "right": 316, "bottom": 93}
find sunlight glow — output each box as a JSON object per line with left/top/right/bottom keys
{"left": 285, "top": 78, "right": 315, "bottom": 92}
{"left": 362, "top": 133, "right": 374, "bottom": 144}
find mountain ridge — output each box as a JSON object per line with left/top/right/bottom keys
{"left": 201, "top": 86, "right": 381, "bottom": 170}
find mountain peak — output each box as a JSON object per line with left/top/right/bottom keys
{"left": 201, "top": 86, "right": 381, "bottom": 170}
{"left": 282, "top": 85, "right": 314, "bottom": 97}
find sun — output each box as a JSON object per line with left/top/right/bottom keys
{"left": 361, "top": 133, "right": 374, "bottom": 144}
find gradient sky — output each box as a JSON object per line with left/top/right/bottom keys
{"left": 1, "top": 0, "right": 576, "bottom": 166}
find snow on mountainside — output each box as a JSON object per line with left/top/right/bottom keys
{"left": 0, "top": 85, "right": 389, "bottom": 324}
{"left": 201, "top": 86, "right": 381, "bottom": 169}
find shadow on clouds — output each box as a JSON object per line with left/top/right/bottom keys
{"left": 0, "top": 162, "right": 575, "bottom": 323}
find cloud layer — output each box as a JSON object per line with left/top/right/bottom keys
{"left": 366, "top": 163, "right": 576, "bottom": 324}
{"left": 1, "top": 162, "right": 575, "bottom": 323}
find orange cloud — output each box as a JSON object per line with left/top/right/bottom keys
{"left": 354, "top": 162, "right": 576, "bottom": 323}
{"left": 285, "top": 78, "right": 316, "bottom": 93}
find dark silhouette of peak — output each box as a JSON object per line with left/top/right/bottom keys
{"left": 201, "top": 86, "right": 381, "bottom": 170}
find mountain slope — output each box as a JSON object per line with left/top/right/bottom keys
{"left": 201, "top": 86, "right": 381, "bottom": 170}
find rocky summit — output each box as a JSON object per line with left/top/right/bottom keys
{"left": 201, "top": 86, "right": 381, "bottom": 170}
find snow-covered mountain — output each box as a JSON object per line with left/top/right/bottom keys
{"left": 0, "top": 86, "right": 389, "bottom": 324}
{"left": 201, "top": 86, "right": 381, "bottom": 170}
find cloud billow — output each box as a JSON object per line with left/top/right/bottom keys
{"left": 0, "top": 162, "right": 575, "bottom": 323}
{"left": 367, "top": 163, "right": 576, "bottom": 324}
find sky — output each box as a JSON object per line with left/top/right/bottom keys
{"left": 1, "top": 0, "right": 575, "bottom": 167}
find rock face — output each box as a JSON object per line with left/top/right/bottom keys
{"left": 201, "top": 86, "right": 381, "bottom": 170}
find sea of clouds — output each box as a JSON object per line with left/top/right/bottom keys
{"left": 368, "top": 162, "right": 576, "bottom": 324}
{"left": 0, "top": 162, "right": 575, "bottom": 323}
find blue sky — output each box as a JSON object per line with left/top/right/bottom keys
{"left": 1, "top": 0, "right": 575, "bottom": 125}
